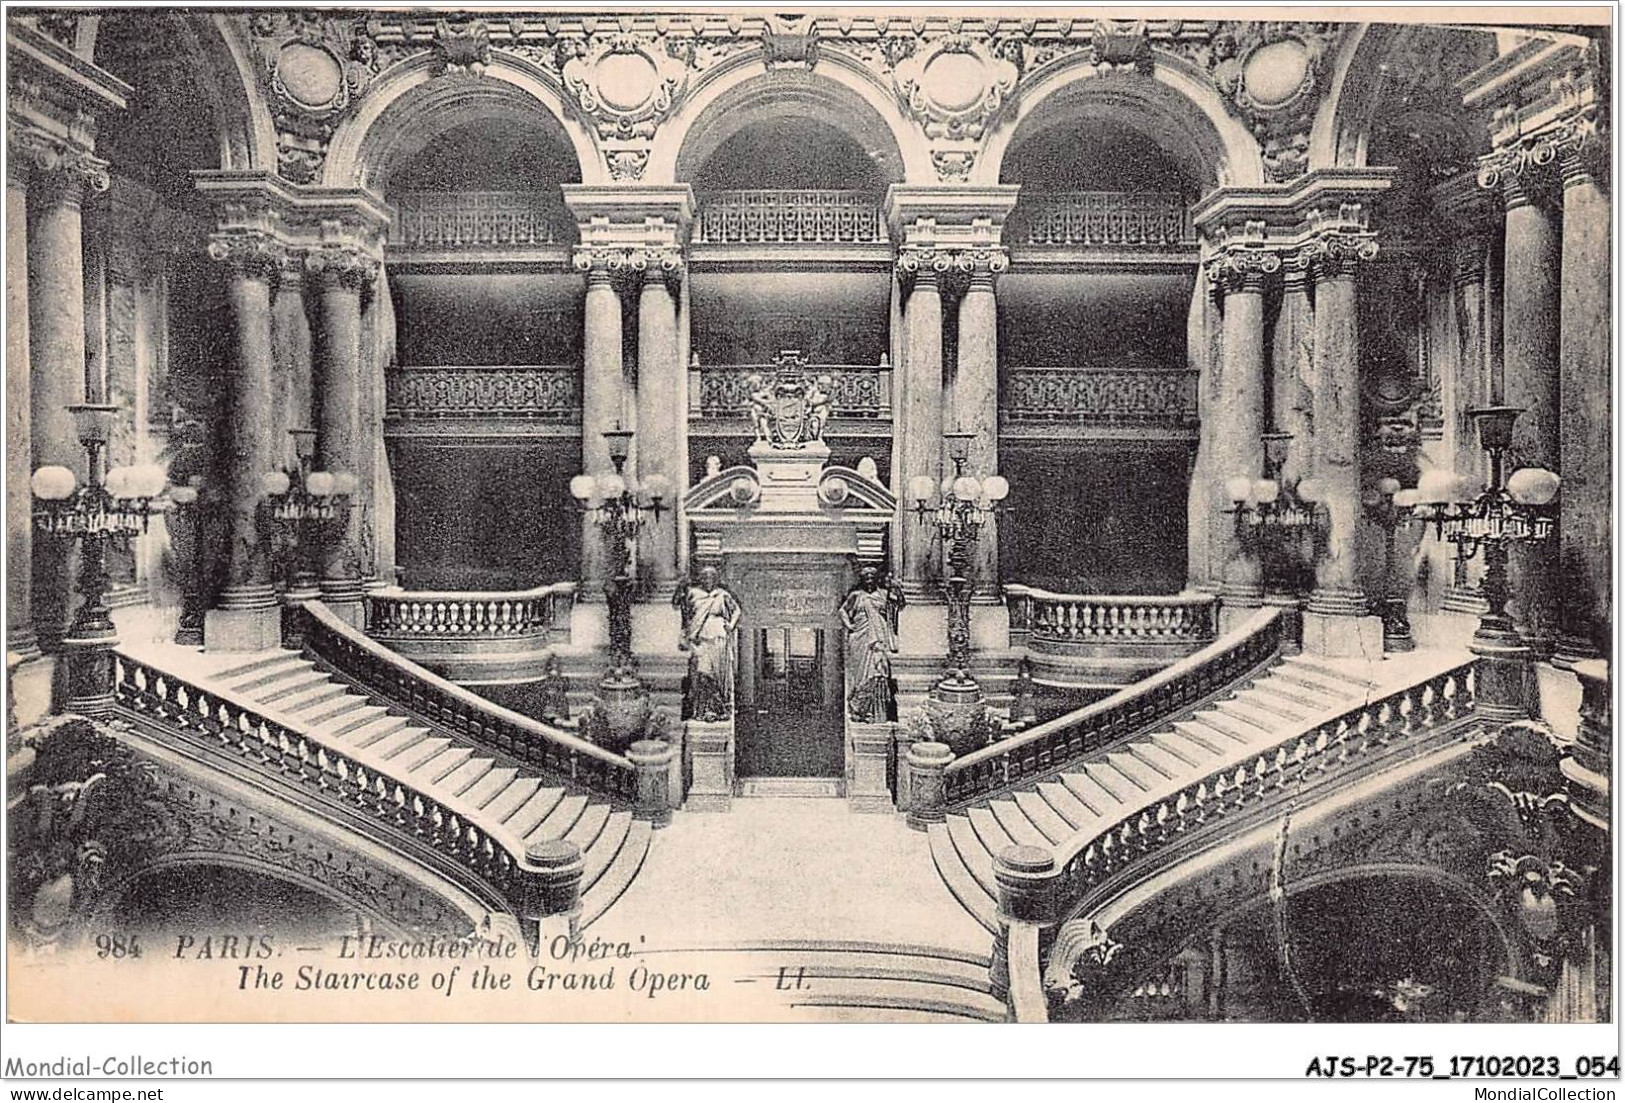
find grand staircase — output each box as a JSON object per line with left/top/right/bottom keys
{"left": 203, "top": 648, "right": 651, "bottom": 930}
{"left": 930, "top": 652, "right": 1426, "bottom": 931}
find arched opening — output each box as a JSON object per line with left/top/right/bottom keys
{"left": 104, "top": 863, "right": 364, "bottom": 944}
{"left": 678, "top": 79, "right": 901, "bottom": 485}
{"left": 381, "top": 110, "right": 587, "bottom": 590}
{"left": 995, "top": 110, "right": 1203, "bottom": 595}
{"left": 87, "top": 12, "right": 232, "bottom": 634}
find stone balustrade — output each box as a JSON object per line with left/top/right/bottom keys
{"left": 1006, "top": 585, "right": 1216, "bottom": 647}
{"left": 393, "top": 191, "right": 567, "bottom": 250}
{"left": 385, "top": 366, "right": 581, "bottom": 421}
{"left": 1007, "top": 191, "right": 1193, "bottom": 248}
{"left": 694, "top": 189, "right": 887, "bottom": 245}
{"left": 1002, "top": 367, "right": 1199, "bottom": 427}
{"left": 110, "top": 649, "right": 576, "bottom": 945}
{"left": 366, "top": 583, "right": 576, "bottom": 643}
{"left": 690, "top": 363, "right": 892, "bottom": 421}
{"left": 295, "top": 601, "right": 639, "bottom": 807}
{"left": 942, "top": 609, "right": 1284, "bottom": 807}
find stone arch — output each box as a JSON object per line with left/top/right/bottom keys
{"left": 83, "top": 11, "right": 276, "bottom": 173}
{"left": 324, "top": 53, "right": 598, "bottom": 191}
{"left": 986, "top": 54, "right": 1259, "bottom": 190}
{"left": 655, "top": 55, "right": 923, "bottom": 184}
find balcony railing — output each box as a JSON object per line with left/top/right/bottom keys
{"left": 694, "top": 190, "right": 888, "bottom": 245}
{"left": 1007, "top": 191, "right": 1193, "bottom": 248}
{"left": 392, "top": 191, "right": 566, "bottom": 250}
{"left": 1005, "top": 586, "right": 1216, "bottom": 646}
{"left": 1003, "top": 367, "right": 1198, "bottom": 426}
{"left": 691, "top": 363, "right": 892, "bottom": 420}
{"left": 366, "top": 583, "right": 576, "bottom": 643}
{"left": 386, "top": 366, "right": 581, "bottom": 421}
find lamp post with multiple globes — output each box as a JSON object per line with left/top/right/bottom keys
{"left": 908, "top": 430, "right": 1009, "bottom": 750}
{"left": 571, "top": 427, "right": 670, "bottom": 749}
{"left": 1411, "top": 406, "right": 1560, "bottom": 721}
{"left": 1220, "top": 432, "right": 1325, "bottom": 642}
{"left": 1363, "top": 477, "right": 1420, "bottom": 654}
{"left": 30, "top": 403, "right": 168, "bottom": 715}
{"left": 262, "top": 427, "right": 351, "bottom": 642}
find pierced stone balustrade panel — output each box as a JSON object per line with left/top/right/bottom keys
{"left": 386, "top": 366, "right": 581, "bottom": 422}
{"left": 392, "top": 191, "right": 568, "bottom": 251}
{"left": 1008, "top": 191, "right": 1193, "bottom": 248}
{"left": 694, "top": 190, "right": 888, "bottom": 245}
{"left": 692, "top": 365, "right": 891, "bottom": 421}
{"left": 1003, "top": 368, "right": 1198, "bottom": 427}
{"left": 1011, "top": 588, "right": 1217, "bottom": 650}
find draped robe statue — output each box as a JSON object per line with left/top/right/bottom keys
{"left": 676, "top": 567, "right": 741, "bottom": 722}
{"left": 840, "top": 566, "right": 903, "bottom": 722}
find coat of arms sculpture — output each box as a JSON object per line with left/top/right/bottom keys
{"left": 747, "top": 350, "right": 833, "bottom": 449}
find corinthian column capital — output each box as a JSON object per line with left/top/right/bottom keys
{"left": 304, "top": 243, "right": 379, "bottom": 292}
{"left": 951, "top": 246, "right": 1009, "bottom": 288}
{"left": 27, "top": 140, "right": 109, "bottom": 208}
{"left": 895, "top": 245, "right": 950, "bottom": 290}
{"left": 1205, "top": 246, "right": 1280, "bottom": 296}
{"left": 207, "top": 230, "right": 285, "bottom": 283}
{"left": 1301, "top": 232, "right": 1378, "bottom": 283}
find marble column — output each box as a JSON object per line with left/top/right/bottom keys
{"left": 954, "top": 248, "right": 1005, "bottom": 596}
{"left": 309, "top": 245, "right": 374, "bottom": 626}
{"left": 1184, "top": 273, "right": 1211, "bottom": 592}
{"left": 1554, "top": 132, "right": 1610, "bottom": 665}
{"left": 1271, "top": 261, "right": 1316, "bottom": 482}
{"left": 898, "top": 248, "right": 946, "bottom": 596}
{"left": 357, "top": 271, "right": 383, "bottom": 590}
{"left": 576, "top": 248, "right": 626, "bottom": 589}
{"left": 634, "top": 250, "right": 682, "bottom": 589}
{"left": 1304, "top": 235, "right": 1381, "bottom": 655}
{"left": 1497, "top": 170, "right": 1562, "bottom": 660}
{"left": 203, "top": 231, "right": 283, "bottom": 651}
{"left": 1209, "top": 254, "right": 1269, "bottom": 620}
{"left": 28, "top": 147, "right": 107, "bottom": 652}
{"left": 1442, "top": 237, "right": 1491, "bottom": 614}
{"left": 7, "top": 136, "right": 37, "bottom": 660}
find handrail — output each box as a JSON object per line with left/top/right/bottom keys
{"left": 943, "top": 609, "right": 1283, "bottom": 807}
{"left": 1047, "top": 654, "right": 1480, "bottom": 914}
{"left": 366, "top": 582, "right": 576, "bottom": 640}
{"left": 1005, "top": 585, "right": 1215, "bottom": 644}
{"left": 296, "top": 601, "right": 637, "bottom": 803}
{"left": 1006, "top": 922, "right": 1049, "bottom": 1023}
{"left": 110, "top": 649, "right": 547, "bottom": 918}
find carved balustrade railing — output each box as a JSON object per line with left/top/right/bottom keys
{"left": 393, "top": 191, "right": 567, "bottom": 250}
{"left": 1008, "top": 191, "right": 1193, "bottom": 248}
{"left": 691, "top": 363, "right": 892, "bottom": 420}
{"left": 1003, "top": 368, "right": 1198, "bottom": 426}
{"left": 1005, "top": 586, "right": 1216, "bottom": 647}
{"left": 110, "top": 650, "right": 548, "bottom": 920}
{"left": 366, "top": 583, "right": 576, "bottom": 643}
{"left": 386, "top": 366, "right": 581, "bottom": 421}
{"left": 295, "top": 602, "right": 638, "bottom": 805}
{"left": 694, "top": 190, "right": 888, "bottom": 245}
{"left": 1047, "top": 657, "right": 1480, "bottom": 912}
{"left": 944, "top": 609, "right": 1284, "bottom": 807}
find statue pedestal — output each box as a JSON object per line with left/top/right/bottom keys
{"left": 684, "top": 718, "right": 734, "bottom": 811}
{"left": 749, "top": 439, "right": 830, "bottom": 511}
{"left": 845, "top": 720, "right": 895, "bottom": 813}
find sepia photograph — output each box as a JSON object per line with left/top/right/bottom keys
{"left": 0, "top": 0, "right": 1617, "bottom": 1079}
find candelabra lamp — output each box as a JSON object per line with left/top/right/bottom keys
{"left": 166, "top": 476, "right": 212, "bottom": 646}
{"left": 1219, "top": 433, "right": 1326, "bottom": 642}
{"left": 262, "top": 428, "right": 351, "bottom": 644}
{"left": 1413, "top": 406, "right": 1560, "bottom": 722}
{"left": 1363, "top": 477, "right": 1420, "bottom": 654}
{"left": 30, "top": 403, "right": 168, "bottom": 715}
{"left": 570, "top": 427, "right": 670, "bottom": 750}
{"left": 907, "top": 430, "right": 1009, "bottom": 754}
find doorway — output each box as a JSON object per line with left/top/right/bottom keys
{"left": 738, "top": 624, "right": 843, "bottom": 778}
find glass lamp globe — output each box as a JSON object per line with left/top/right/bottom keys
{"left": 261, "top": 470, "right": 292, "bottom": 497}
{"left": 131, "top": 463, "right": 168, "bottom": 498}
{"left": 953, "top": 476, "right": 980, "bottom": 502}
{"left": 306, "top": 471, "right": 336, "bottom": 497}
{"left": 569, "top": 474, "right": 596, "bottom": 501}
{"left": 31, "top": 465, "right": 76, "bottom": 501}
{"left": 908, "top": 475, "right": 935, "bottom": 504}
{"left": 982, "top": 475, "right": 1009, "bottom": 502}
{"left": 1224, "top": 475, "right": 1254, "bottom": 504}
{"left": 597, "top": 473, "right": 626, "bottom": 500}
{"left": 1506, "top": 467, "right": 1560, "bottom": 506}
{"left": 1252, "top": 478, "right": 1279, "bottom": 505}
{"left": 1296, "top": 477, "right": 1322, "bottom": 504}
{"left": 105, "top": 466, "right": 133, "bottom": 498}
{"left": 1376, "top": 477, "right": 1402, "bottom": 497}
{"left": 1416, "top": 469, "right": 1458, "bottom": 505}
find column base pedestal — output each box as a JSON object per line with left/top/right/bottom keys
{"left": 1217, "top": 600, "right": 1264, "bottom": 635}
{"left": 319, "top": 580, "right": 366, "bottom": 629}
{"left": 1551, "top": 633, "right": 1601, "bottom": 672}
{"left": 845, "top": 720, "right": 895, "bottom": 813}
{"left": 1301, "top": 611, "right": 1384, "bottom": 659}
{"left": 1471, "top": 633, "right": 1535, "bottom": 724}
{"left": 10, "top": 649, "right": 55, "bottom": 728}
{"left": 60, "top": 636, "right": 116, "bottom": 718}
{"left": 205, "top": 605, "right": 283, "bottom": 652}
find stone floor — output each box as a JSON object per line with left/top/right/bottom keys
{"left": 598, "top": 796, "right": 992, "bottom": 955}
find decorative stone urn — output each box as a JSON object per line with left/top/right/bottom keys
{"left": 588, "top": 667, "right": 652, "bottom": 755}
{"left": 924, "top": 670, "right": 995, "bottom": 757}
